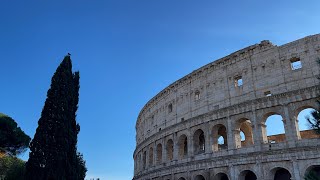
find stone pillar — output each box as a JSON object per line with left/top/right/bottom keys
{"left": 233, "top": 129, "right": 241, "bottom": 149}
{"left": 146, "top": 148, "right": 149, "bottom": 169}
{"left": 227, "top": 117, "right": 235, "bottom": 153}
{"left": 153, "top": 142, "right": 156, "bottom": 167}
{"left": 134, "top": 155, "right": 137, "bottom": 175}
{"left": 283, "top": 105, "right": 299, "bottom": 148}
{"left": 256, "top": 162, "right": 263, "bottom": 180}
{"left": 208, "top": 125, "right": 214, "bottom": 152}
{"left": 205, "top": 123, "right": 211, "bottom": 154}
{"left": 162, "top": 139, "right": 167, "bottom": 164}
{"left": 173, "top": 133, "right": 179, "bottom": 162}
{"left": 212, "top": 130, "right": 219, "bottom": 152}
{"left": 189, "top": 130, "right": 194, "bottom": 157}
{"left": 138, "top": 151, "right": 142, "bottom": 172}
{"left": 229, "top": 165, "right": 236, "bottom": 180}
{"left": 252, "top": 110, "right": 263, "bottom": 151}
{"left": 292, "top": 159, "right": 301, "bottom": 180}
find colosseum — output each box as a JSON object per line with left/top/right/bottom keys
{"left": 133, "top": 34, "right": 320, "bottom": 180}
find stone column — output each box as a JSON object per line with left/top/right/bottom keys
{"left": 134, "top": 155, "right": 137, "bottom": 175}
{"left": 139, "top": 151, "right": 142, "bottom": 172}
{"left": 188, "top": 129, "right": 194, "bottom": 157}
{"left": 227, "top": 117, "right": 235, "bottom": 153}
{"left": 205, "top": 123, "right": 211, "bottom": 154}
{"left": 162, "top": 139, "right": 167, "bottom": 164}
{"left": 233, "top": 129, "right": 241, "bottom": 149}
{"left": 256, "top": 162, "right": 262, "bottom": 180}
{"left": 283, "top": 105, "right": 299, "bottom": 148}
{"left": 173, "top": 133, "right": 179, "bottom": 162}
{"left": 252, "top": 110, "right": 263, "bottom": 151}
{"left": 292, "top": 159, "right": 301, "bottom": 180}
{"left": 153, "top": 142, "right": 156, "bottom": 167}
{"left": 208, "top": 124, "right": 214, "bottom": 152}
{"left": 146, "top": 148, "right": 149, "bottom": 169}
{"left": 229, "top": 165, "right": 236, "bottom": 180}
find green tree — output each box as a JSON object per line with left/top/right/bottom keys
{"left": 0, "top": 156, "right": 25, "bottom": 180}
{"left": 26, "top": 55, "right": 86, "bottom": 180}
{"left": 76, "top": 152, "right": 87, "bottom": 179}
{"left": 4, "top": 157, "right": 26, "bottom": 180}
{"left": 0, "top": 113, "right": 31, "bottom": 155}
{"left": 305, "top": 171, "right": 320, "bottom": 180}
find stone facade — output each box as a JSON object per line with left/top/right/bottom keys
{"left": 133, "top": 34, "right": 320, "bottom": 180}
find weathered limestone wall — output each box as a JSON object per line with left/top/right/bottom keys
{"left": 133, "top": 34, "right": 320, "bottom": 180}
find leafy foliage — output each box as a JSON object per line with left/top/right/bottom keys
{"left": 305, "top": 170, "right": 320, "bottom": 180}
{"left": 307, "top": 109, "right": 320, "bottom": 134}
{"left": 76, "top": 152, "right": 87, "bottom": 179}
{"left": 0, "top": 113, "right": 31, "bottom": 155}
{"left": 26, "top": 55, "right": 86, "bottom": 180}
{"left": 0, "top": 156, "right": 25, "bottom": 180}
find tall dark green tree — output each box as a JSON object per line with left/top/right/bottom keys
{"left": 26, "top": 55, "right": 86, "bottom": 180}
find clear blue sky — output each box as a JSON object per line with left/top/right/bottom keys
{"left": 0, "top": 1, "right": 319, "bottom": 179}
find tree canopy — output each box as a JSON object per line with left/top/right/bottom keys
{"left": 0, "top": 113, "right": 31, "bottom": 155}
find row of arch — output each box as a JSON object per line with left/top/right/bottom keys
{"left": 161, "top": 165, "right": 320, "bottom": 180}
{"left": 136, "top": 106, "right": 319, "bottom": 171}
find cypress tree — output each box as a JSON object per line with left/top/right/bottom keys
{"left": 26, "top": 55, "right": 84, "bottom": 180}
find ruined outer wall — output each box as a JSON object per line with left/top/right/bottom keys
{"left": 136, "top": 35, "right": 320, "bottom": 145}
{"left": 133, "top": 34, "right": 320, "bottom": 180}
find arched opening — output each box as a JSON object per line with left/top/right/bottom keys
{"left": 178, "top": 177, "right": 186, "bottom": 180}
{"left": 194, "top": 129, "right": 205, "bottom": 154}
{"left": 156, "top": 143, "right": 162, "bottom": 164}
{"left": 297, "top": 108, "right": 320, "bottom": 139}
{"left": 149, "top": 147, "right": 153, "bottom": 166}
{"left": 263, "top": 114, "right": 286, "bottom": 143}
{"left": 305, "top": 165, "right": 320, "bottom": 179}
{"left": 166, "top": 139, "right": 174, "bottom": 161}
{"left": 239, "top": 170, "right": 257, "bottom": 180}
{"left": 214, "top": 173, "right": 229, "bottom": 180}
{"left": 235, "top": 119, "right": 254, "bottom": 148}
{"left": 272, "top": 167, "right": 291, "bottom": 180}
{"left": 212, "top": 124, "right": 228, "bottom": 151}
{"left": 194, "top": 175, "right": 205, "bottom": 180}
{"left": 178, "top": 134, "right": 188, "bottom": 159}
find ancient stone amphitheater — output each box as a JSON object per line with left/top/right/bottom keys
{"left": 133, "top": 34, "right": 320, "bottom": 180}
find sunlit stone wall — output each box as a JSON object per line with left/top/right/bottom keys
{"left": 133, "top": 34, "right": 320, "bottom": 180}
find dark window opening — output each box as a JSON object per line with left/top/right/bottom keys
{"left": 195, "top": 91, "right": 200, "bottom": 100}
{"left": 290, "top": 58, "right": 302, "bottom": 70}
{"left": 264, "top": 91, "right": 272, "bottom": 97}
{"left": 235, "top": 76, "right": 243, "bottom": 87}
{"left": 168, "top": 103, "right": 173, "bottom": 113}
